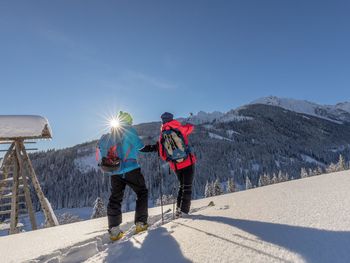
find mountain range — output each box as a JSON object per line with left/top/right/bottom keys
{"left": 14, "top": 96, "right": 350, "bottom": 212}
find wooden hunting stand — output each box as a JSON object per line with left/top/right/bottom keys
{"left": 0, "top": 115, "right": 58, "bottom": 234}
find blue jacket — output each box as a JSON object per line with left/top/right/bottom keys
{"left": 97, "top": 126, "right": 144, "bottom": 176}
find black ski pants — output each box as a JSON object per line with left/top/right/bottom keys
{"left": 107, "top": 168, "right": 148, "bottom": 228}
{"left": 176, "top": 164, "right": 195, "bottom": 214}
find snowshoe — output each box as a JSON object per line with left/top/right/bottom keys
{"left": 135, "top": 222, "right": 148, "bottom": 234}
{"left": 175, "top": 207, "right": 189, "bottom": 219}
{"left": 109, "top": 226, "right": 124, "bottom": 241}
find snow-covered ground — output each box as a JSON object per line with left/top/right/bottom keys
{"left": 1, "top": 171, "right": 350, "bottom": 263}
{"left": 0, "top": 207, "right": 93, "bottom": 237}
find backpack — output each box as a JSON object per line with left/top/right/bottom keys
{"left": 160, "top": 128, "right": 190, "bottom": 163}
{"left": 96, "top": 133, "right": 122, "bottom": 173}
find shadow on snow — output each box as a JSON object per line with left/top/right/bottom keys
{"left": 180, "top": 215, "right": 350, "bottom": 263}
{"left": 105, "top": 226, "right": 191, "bottom": 263}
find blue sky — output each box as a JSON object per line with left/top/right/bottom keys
{"left": 0, "top": 0, "right": 349, "bottom": 150}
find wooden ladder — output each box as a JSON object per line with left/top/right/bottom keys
{"left": 0, "top": 141, "right": 57, "bottom": 234}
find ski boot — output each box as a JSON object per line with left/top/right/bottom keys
{"left": 175, "top": 207, "right": 189, "bottom": 219}
{"left": 109, "top": 226, "right": 124, "bottom": 241}
{"left": 135, "top": 222, "right": 148, "bottom": 234}
{"left": 175, "top": 207, "right": 190, "bottom": 219}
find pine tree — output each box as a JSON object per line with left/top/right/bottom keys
{"left": 210, "top": 181, "right": 215, "bottom": 196}
{"left": 204, "top": 181, "right": 212, "bottom": 197}
{"left": 337, "top": 154, "right": 346, "bottom": 171}
{"left": 326, "top": 163, "right": 337, "bottom": 173}
{"left": 227, "top": 177, "right": 235, "bottom": 193}
{"left": 271, "top": 173, "right": 278, "bottom": 184}
{"left": 308, "top": 168, "right": 314, "bottom": 176}
{"left": 156, "top": 194, "right": 175, "bottom": 206}
{"left": 213, "top": 179, "right": 223, "bottom": 196}
{"left": 283, "top": 172, "right": 289, "bottom": 182}
{"left": 277, "top": 171, "right": 284, "bottom": 182}
{"left": 245, "top": 176, "right": 252, "bottom": 190}
{"left": 58, "top": 213, "right": 81, "bottom": 225}
{"left": 300, "top": 168, "right": 308, "bottom": 178}
{"left": 261, "top": 173, "right": 271, "bottom": 186}
{"left": 91, "top": 197, "right": 107, "bottom": 219}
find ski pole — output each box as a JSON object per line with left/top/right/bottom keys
{"left": 157, "top": 156, "right": 164, "bottom": 225}
{"left": 170, "top": 166, "right": 177, "bottom": 219}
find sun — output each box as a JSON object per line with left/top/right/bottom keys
{"left": 109, "top": 118, "right": 120, "bottom": 129}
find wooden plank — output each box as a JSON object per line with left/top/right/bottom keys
{"left": 0, "top": 143, "right": 15, "bottom": 194}
{"left": 1, "top": 177, "right": 30, "bottom": 182}
{"left": 16, "top": 141, "right": 37, "bottom": 230}
{"left": 0, "top": 209, "right": 27, "bottom": 215}
{"left": 21, "top": 146, "right": 58, "bottom": 227}
{"left": 2, "top": 193, "right": 25, "bottom": 199}
{"left": 1, "top": 185, "right": 24, "bottom": 192}
{"left": 9, "top": 154, "right": 19, "bottom": 234}
{"left": 0, "top": 202, "right": 25, "bottom": 208}
{"left": 0, "top": 142, "right": 15, "bottom": 167}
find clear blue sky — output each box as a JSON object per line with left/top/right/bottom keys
{"left": 0, "top": 0, "right": 349, "bottom": 150}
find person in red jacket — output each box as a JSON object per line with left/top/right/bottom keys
{"left": 141, "top": 112, "right": 196, "bottom": 218}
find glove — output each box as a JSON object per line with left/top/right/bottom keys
{"left": 139, "top": 144, "right": 158, "bottom": 152}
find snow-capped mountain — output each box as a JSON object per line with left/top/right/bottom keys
{"left": 250, "top": 96, "right": 350, "bottom": 124}
{"left": 185, "top": 110, "right": 252, "bottom": 124}
{"left": 2, "top": 170, "right": 350, "bottom": 263}
{"left": 2, "top": 96, "right": 349, "bottom": 216}
{"left": 187, "top": 111, "right": 225, "bottom": 124}
{"left": 185, "top": 96, "right": 350, "bottom": 125}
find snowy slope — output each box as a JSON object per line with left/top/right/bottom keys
{"left": 1, "top": 171, "right": 350, "bottom": 263}
{"left": 251, "top": 96, "right": 350, "bottom": 123}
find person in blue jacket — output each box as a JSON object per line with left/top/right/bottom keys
{"left": 97, "top": 111, "right": 148, "bottom": 241}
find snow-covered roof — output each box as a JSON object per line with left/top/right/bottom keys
{"left": 0, "top": 115, "right": 52, "bottom": 140}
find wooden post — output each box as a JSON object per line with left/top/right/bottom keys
{"left": 21, "top": 145, "right": 57, "bottom": 227}
{"left": 9, "top": 149, "right": 19, "bottom": 234}
{"left": 0, "top": 143, "right": 15, "bottom": 197}
{"left": 15, "top": 141, "right": 37, "bottom": 230}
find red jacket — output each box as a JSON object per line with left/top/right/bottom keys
{"left": 158, "top": 120, "right": 196, "bottom": 171}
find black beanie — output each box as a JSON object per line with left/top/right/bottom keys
{"left": 161, "top": 112, "right": 174, "bottom": 124}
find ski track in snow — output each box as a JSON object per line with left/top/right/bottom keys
{"left": 2, "top": 171, "right": 350, "bottom": 263}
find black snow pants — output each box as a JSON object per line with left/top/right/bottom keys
{"left": 107, "top": 168, "right": 148, "bottom": 229}
{"left": 176, "top": 164, "right": 195, "bottom": 214}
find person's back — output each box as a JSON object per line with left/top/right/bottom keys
{"left": 97, "top": 111, "right": 148, "bottom": 241}
{"left": 158, "top": 118, "right": 196, "bottom": 171}
{"left": 141, "top": 112, "right": 196, "bottom": 219}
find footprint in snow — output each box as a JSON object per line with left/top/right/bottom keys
{"left": 216, "top": 205, "right": 230, "bottom": 210}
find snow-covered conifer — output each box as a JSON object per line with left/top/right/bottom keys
{"left": 258, "top": 176, "right": 262, "bottom": 187}
{"left": 261, "top": 173, "right": 271, "bottom": 186}
{"left": 58, "top": 213, "right": 81, "bottom": 225}
{"left": 245, "top": 176, "right": 252, "bottom": 190}
{"left": 91, "top": 197, "right": 107, "bottom": 219}
{"left": 227, "top": 177, "right": 235, "bottom": 193}
{"left": 205, "top": 181, "right": 212, "bottom": 197}
{"left": 300, "top": 168, "right": 308, "bottom": 178}
{"left": 271, "top": 173, "right": 279, "bottom": 184}
{"left": 213, "top": 179, "right": 223, "bottom": 196}
{"left": 326, "top": 163, "right": 337, "bottom": 173}
{"left": 337, "top": 154, "right": 346, "bottom": 171}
